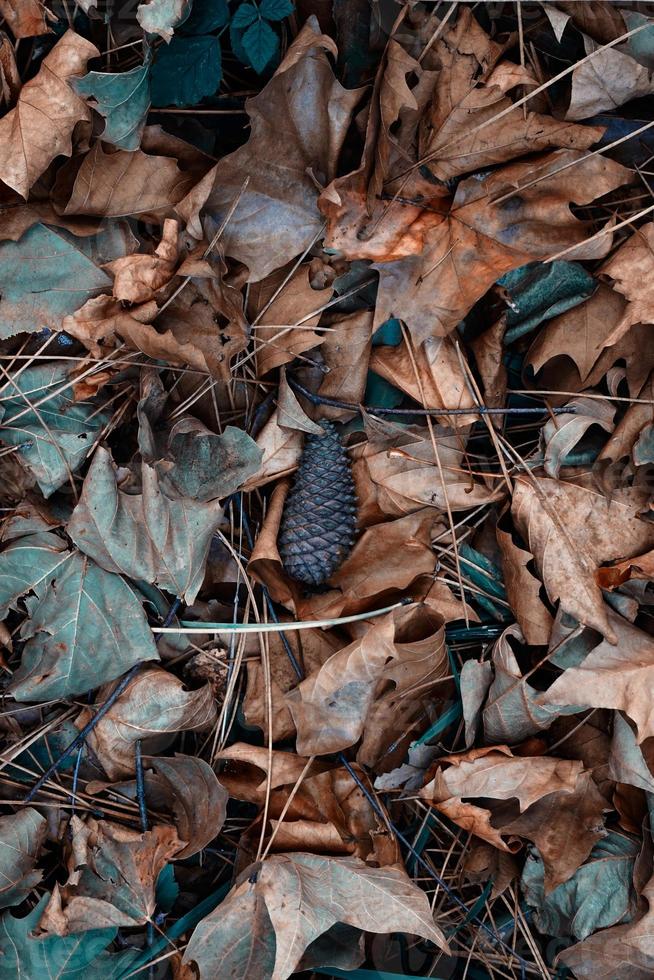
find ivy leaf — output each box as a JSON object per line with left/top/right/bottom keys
{"left": 231, "top": 3, "right": 259, "bottom": 29}
{"left": 0, "top": 809, "right": 47, "bottom": 909}
{"left": 0, "top": 363, "right": 110, "bottom": 498}
{"left": 68, "top": 447, "right": 224, "bottom": 603}
{"left": 151, "top": 35, "right": 221, "bottom": 108}
{"left": 181, "top": 0, "right": 229, "bottom": 33}
{"left": 0, "top": 894, "right": 123, "bottom": 980}
{"left": 72, "top": 64, "right": 151, "bottom": 152}
{"left": 0, "top": 531, "right": 159, "bottom": 702}
{"left": 242, "top": 17, "right": 279, "bottom": 73}
{"left": 260, "top": 0, "right": 294, "bottom": 21}
{"left": 0, "top": 224, "right": 111, "bottom": 340}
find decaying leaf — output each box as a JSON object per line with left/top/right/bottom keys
{"left": 0, "top": 809, "right": 46, "bottom": 908}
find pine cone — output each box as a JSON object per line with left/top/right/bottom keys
{"left": 278, "top": 421, "right": 357, "bottom": 587}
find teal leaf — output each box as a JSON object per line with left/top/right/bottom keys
{"left": 0, "top": 531, "right": 159, "bottom": 702}
{"left": 231, "top": 3, "right": 259, "bottom": 29}
{"left": 242, "top": 17, "right": 279, "bottom": 73}
{"left": 72, "top": 64, "right": 151, "bottom": 152}
{"left": 0, "top": 363, "right": 110, "bottom": 498}
{"left": 260, "top": 0, "right": 294, "bottom": 20}
{"left": 155, "top": 865, "right": 179, "bottom": 913}
{"left": 0, "top": 895, "right": 119, "bottom": 980}
{"left": 181, "top": 0, "right": 229, "bottom": 32}
{"left": 498, "top": 260, "right": 596, "bottom": 343}
{"left": 0, "top": 224, "right": 111, "bottom": 340}
{"left": 149, "top": 418, "right": 263, "bottom": 501}
{"left": 0, "top": 809, "right": 47, "bottom": 909}
{"left": 151, "top": 35, "right": 222, "bottom": 108}
{"left": 68, "top": 447, "right": 224, "bottom": 603}
{"left": 521, "top": 832, "right": 639, "bottom": 940}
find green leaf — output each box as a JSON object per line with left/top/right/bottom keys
{"left": 521, "top": 831, "right": 639, "bottom": 940}
{"left": 151, "top": 35, "right": 221, "bottom": 108}
{"left": 155, "top": 865, "right": 179, "bottom": 913}
{"left": 0, "top": 224, "right": 111, "bottom": 340}
{"left": 72, "top": 64, "right": 151, "bottom": 152}
{"left": 242, "top": 17, "right": 279, "bottom": 73}
{"left": 0, "top": 363, "right": 109, "bottom": 498}
{"left": 0, "top": 809, "right": 47, "bottom": 909}
{"left": 231, "top": 3, "right": 259, "bottom": 29}
{"left": 68, "top": 447, "right": 224, "bottom": 603}
{"left": 498, "top": 260, "right": 596, "bottom": 344}
{"left": 148, "top": 418, "right": 263, "bottom": 501}
{"left": 181, "top": 0, "right": 229, "bottom": 33}
{"left": 0, "top": 531, "right": 159, "bottom": 702}
{"left": 260, "top": 0, "right": 293, "bottom": 20}
{"left": 0, "top": 894, "right": 118, "bottom": 980}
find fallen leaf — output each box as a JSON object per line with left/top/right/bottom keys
{"left": 106, "top": 217, "right": 179, "bottom": 302}
{"left": 512, "top": 476, "right": 654, "bottom": 639}
{"left": 0, "top": 0, "right": 53, "bottom": 37}
{"left": 566, "top": 34, "right": 654, "bottom": 121}
{"left": 601, "top": 221, "right": 654, "bottom": 346}
{"left": 0, "top": 809, "right": 46, "bottom": 908}
{"left": 72, "top": 62, "right": 150, "bottom": 151}
{"left": 206, "top": 19, "right": 363, "bottom": 281}
{"left": 0, "top": 530, "right": 159, "bottom": 702}
{"left": 68, "top": 446, "right": 224, "bottom": 603}
{"left": 286, "top": 603, "right": 448, "bottom": 758}
{"left": 76, "top": 668, "right": 216, "bottom": 779}
{"left": 0, "top": 31, "right": 98, "bottom": 198}
{"left": 182, "top": 853, "right": 448, "bottom": 980}
{"left": 136, "top": 0, "right": 191, "bottom": 41}
{"left": 540, "top": 394, "right": 615, "bottom": 478}
{"left": 39, "top": 817, "right": 181, "bottom": 933}
{"left": 144, "top": 754, "right": 228, "bottom": 859}
{"left": 496, "top": 519, "right": 553, "bottom": 645}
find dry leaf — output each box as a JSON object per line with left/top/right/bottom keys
{"left": 107, "top": 217, "right": 179, "bottom": 302}
{"left": 76, "top": 667, "right": 217, "bottom": 779}
{"left": 0, "top": 31, "right": 98, "bottom": 198}
{"left": 0, "top": 0, "right": 53, "bottom": 37}
{"left": 566, "top": 34, "right": 654, "bottom": 121}
{"left": 496, "top": 519, "right": 553, "bottom": 646}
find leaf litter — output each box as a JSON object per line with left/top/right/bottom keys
{"left": 2, "top": 2, "right": 654, "bottom": 979}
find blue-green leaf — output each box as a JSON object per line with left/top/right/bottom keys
{"left": 521, "top": 832, "right": 639, "bottom": 940}
{"left": 241, "top": 17, "right": 279, "bottom": 73}
{"left": 260, "top": 0, "right": 294, "bottom": 21}
{"left": 68, "top": 447, "right": 224, "bottom": 603}
{"left": 181, "top": 0, "right": 229, "bottom": 32}
{"left": 155, "top": 865, "right": 179, "bottom": 913}
{"left": 0, "top": 531, "right": 159, "bottom": 702}
{"left": 0, "top": 363, "right": 110, "bottom": 497}
{"left": 72, "top": 64, "right": 151, "bottom": 151}
{"left": 0, "top": 895, "right": 119, "bottom": 980}
{"left": 0, "top": 224, "right": 111, "bottom": 340}
{"left": 151, "top": 34, "right": 222, "bottom": 107}
{"left": 0, "top": 809, "right": 46, "bottom": 909}
{"left": 231, "top": 2, "right": 259, "bottom": 29}
{"left": 498, "top": 260, "right": 596, "bottom": 344}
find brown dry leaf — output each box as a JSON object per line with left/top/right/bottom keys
{"left": 370, "top": 335, "right": 478, "bottom": 426}
{"left": 496, "top": 519, "right": 553, "bottom": 646}
{"left": 0, "top": 30, "right": 98, "bottom": 198}
{"left": 0, "top": 0, "right": 53, "bottom": 37}
{"left": 277, "top": 369, "right": 324, "bottom": 435}
{"left": 0, "top": 31, "right": 20, "bottom": 106}
{"left": 419, "top": 8, "right": 604, "bottom": 180}
{"left": 541, "top": 395, "right": 615, "bottom": 479}
{"left": 315, "top": 310, "right": 373, "bottom": 419}
{"left": 174, "top": 161, "right": 218, "bottom": 240}
{"left": 182, "top": 853, "right": 448, "bottom": 980}
{"left": 480, "top": 625, "right": 577, "bottom": 744}
{"left": 107, "top": 217, "right": 180, "bottom": 303}
{"left": 76, "top": 667, "right": 217, "bottom": 779}
{"left": 60, "top": 142, "right": 197, "bottom": 219}
{"left": 420, "top": 746, "right": 584, "bottom": 849}
{"left": 557, "top": 0, "right": 625, "bottom": 44}
{"left": 502, "top": 771, "right": 608, "bottom": 892}
{"left": 60, "top": 294, "right": 156, "bottom": 356}
{"left": 352, "top": 418, "right": 497, "bottom": 519}
{"left": 537, "top": 608, "right": 654, "bottom": 743}
{"left": 601, "top": 221, "right": 654, "bottom": 346}
{"left": 248, "top": 264, "right": 331, "bottom": 376}
{"left": 595, "top": 376, "right": 654, "bottom": 491}
{"left": 39, "top": 817, "right": 180, "bottom": 934}
{"left": 511, "top": 476, "right": 654, "bottom": 640}
{"left": 469, "top": 317, "right": 508, "bottom": 415}
{"left": 566, "top": 34, "right": 654, "bottom": 121}
{"left": 597, "top": 548, "right": 654, "bottom": 590}
{"left": 464, "top": 840, "right": 520, "bottom": 898}
{"left": 217, "top": 744, "right": 398, "bottom": 865}
{"left": 243, "top": 416, "right": 303, "bottom": 492}
{"left": 206, "top": 19, "right": 363, "bottom": 282}
{"left": 144, "top": 754, "right": 228, "bottom": 860}
{"left": 286, "top": 603, "right": 448, "bottom": 759}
